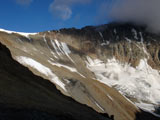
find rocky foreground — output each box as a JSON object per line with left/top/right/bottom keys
{"left": 0, "top": 23, "right": 160, "bottom": 120}
{"left": 0, "top": 42, "right": 111, "bottom": 120}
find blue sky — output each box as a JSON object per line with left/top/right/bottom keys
{"left": 0, "top": 0, "right": 112, "bottom": 32}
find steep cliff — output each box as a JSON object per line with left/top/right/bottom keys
{"left": 0, "top": 23, "right": 160, "bottom": 120}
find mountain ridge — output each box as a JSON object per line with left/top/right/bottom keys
{"left": 0, "top": 42, "right": 111, "bottom": 120}
{"left": 0, "top": 23, "right": 160, "bottom": 120}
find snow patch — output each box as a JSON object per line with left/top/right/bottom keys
{"left": 125, "top": 37, "right": 132, "bottom": 43}
{"left": 139, "top": 32, "right": 144, "bottom": 43}
{"left": 48, "top": 60, "right": 85, "bottom": 78}
{"left": 0, "top": 28, "right": 37, "bottom": 38}
{"left": 101, "top": 41, "right": 110, "bottom": 46}
{"left": 42, "top": 36, "right": 58, "bottom": 59}
{"left": 132, "top": 29, "right": 138, "bottom": 40}
{"left": 107, "top": 94, "right": 113, "bottom": 101}
{"left": 61, "top": 42, "right": 75, "bottom": 63}
{"left": 86, "top": 56, "right": 160, "bottom": 112}
{"left": 94, "top": 101, "right": 105, "bottom": 111}
{"left": 51, "top": 39, "right": 62, "bottom": 57}
{"left": 48, "top": 60, "right": 76, "bottom": 72}
{"left": 135, "top": 102, "right": 155, "bottom": 112}
{"left": 139, "top": 33, "right": 150, "bottom": 58}
{"left": 51, "top": 39, "right": 75, "bottom": 63}
{"left": 15, "top": 56, "right": 67, "bottom": 91}
{"left": 114, "top": 29, "right": 117, "bottom": 34}
{"left": 99, "top": 32, "right": 105, "bottom": 43}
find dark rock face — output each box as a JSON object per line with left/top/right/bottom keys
{"left": 58, "top": 23, "right": 160, "bottom": 69}
{"left": 0, "top": 43, "right": 110, "bottom": 120}
{"left": 136, "top": 110, "right": 160, "bottom": 120}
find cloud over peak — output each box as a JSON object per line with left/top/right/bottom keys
{"left": 109, "top": 0, "right": 160, "bottom": 33}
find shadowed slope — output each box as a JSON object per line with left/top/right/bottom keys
{"left": 0, "top": 43, "right": 110, "bottom": 120}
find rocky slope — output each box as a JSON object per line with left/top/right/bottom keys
{"left": 0, "top": 23, "right": 160, "bottom": 120}
{"left": 0, "top": 42, "right": 111, "bottom": 120}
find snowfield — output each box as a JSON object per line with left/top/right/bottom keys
{"left": 0, "top": 28, "right": 37, "bottom": 38}
{"left": 15, "top": 56, "right": 67, "bottom": 92}
{"left": 86, "top": 56, "right": 160, "bottom": 112}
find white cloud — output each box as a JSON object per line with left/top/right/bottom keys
{"left": 95, "top": 1, "right": 113, "bottom": 24}
{"left": 108, "top": 0, "right": 160, "bottom": 33}
{"left": 16, "top": 0, "right": 33, "bottom": 5}
{"left": 49, "top": 0, "right": 91, "bottom": 20}
{"left": 50, "top": 4, "right": 72, "bottom": 20}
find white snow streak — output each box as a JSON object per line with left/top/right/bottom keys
{"left": 114, "top": 29, "right": 117, "bottom": 34}
{"left": 94, "top": 101, "right": 105, "bottom": 111}
{"left": 107, "top": 94, "right": 113, "bottom": 101}
{"left": 51, "top": 39, "right": 62, "bottom": 57}
{"left": 48, "top": 60, "right": 76, "bottom": 72}
{"left": 125, "top": 37, "right": 132, "bottom": 43}
{"left": 43, "top": 36, "right": 58, "bottom": 59}
{"left": 48, "top": 60, "right": 85, "bottom": 78}
{"left": 61, "top": 42, "right": 75, "bottom": 63}
{"left": 135, "top": 102, "right": 155, "bottom": 112}
{"left": 132, "top": 29, "right": 138, "bottom": 40}
{"left": 101, "top": 42, "right": 110, "bottom": 46}
{"left": 86, "top": 56, "right": 160, "bottom": 112}
{"left": 0, "top": 28, "right": 37, "bottom": 38}
{"left": 15, "top": 56, "right": 67, "bottom": 91}
{"left": 139, "top": 33, "right": 150, "bottom": 58}
{"left": 51, "top": 39, "right": 75, "bottom": 63}
{"left": 55, "top": 39, "right": 64, "bottom": 54}
{"left": 139, "top": 32, "right": 144, "bottom": 43}
{"left": 99, "top": 32, "right": 104, "bottom": 41}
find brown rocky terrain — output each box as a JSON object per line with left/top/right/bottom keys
{"left": 0, "top": 23, "right": 160, "bottom": 120}
{"left": 0, "top": 42, "right": 111, "bottom": 120}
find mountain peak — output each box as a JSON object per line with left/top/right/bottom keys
{"left": 0, "top": 23, "right": 160, "bottom": 120}
{"left": 0, "top": 28, "right": 37, "bottom": 37}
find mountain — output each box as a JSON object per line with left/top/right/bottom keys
{"left": 0, "top": 42, "right": 110, "bottom": 120}
{"left": 0, "top": 23, "right": 160, "bottom": 120}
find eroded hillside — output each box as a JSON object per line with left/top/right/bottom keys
{"left": 0, "top": 42, "right": 112, "bottom": 120}
{"left": 0, "top": 23, "right": 160, "bottom": 120}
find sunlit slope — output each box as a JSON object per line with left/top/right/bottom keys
{"left": 0, "top": 23, "right": 160, "bottom": 120}
{"left": 0, "top": 42, "right": 111, "bottom": 120}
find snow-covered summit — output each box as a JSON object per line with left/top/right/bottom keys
{"left": 0, "top": 28, "right": 37, "bottom": 38}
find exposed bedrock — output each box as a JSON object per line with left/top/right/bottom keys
{"left": 0, "top": 23, "right": 160, "bottom": 120}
